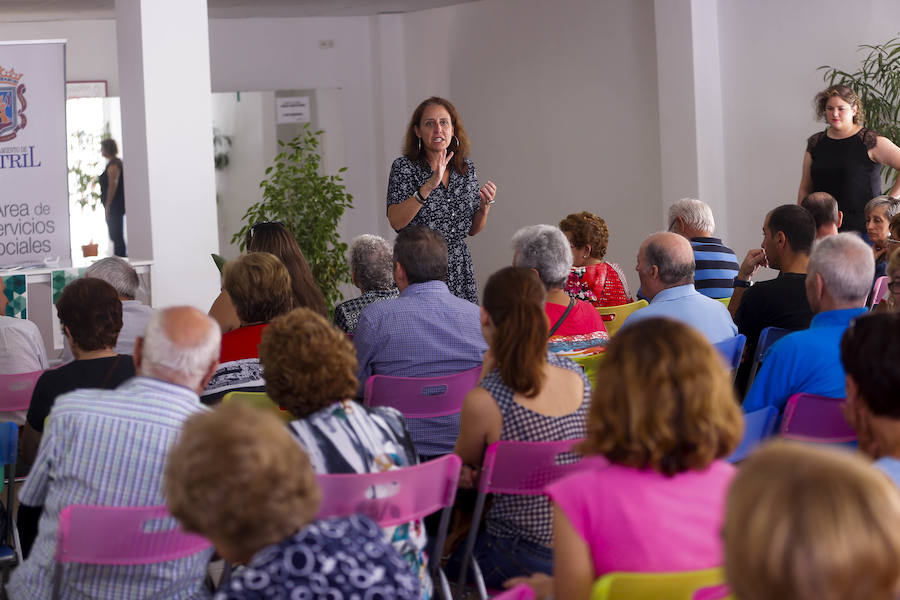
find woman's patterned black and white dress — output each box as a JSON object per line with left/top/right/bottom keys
{"left": 387, "top": 156, "right": 481, "bottom": 303}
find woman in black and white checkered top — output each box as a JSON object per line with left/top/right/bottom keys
{"left": 452, "top": 266, "right": 591, "bottom": 589}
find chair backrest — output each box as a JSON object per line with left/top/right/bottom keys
{"left": 726, "top": 406, "right": 778, "bottom": 463}
{"left": 54, "top": 505, "right": 210, "bottom": 566}
{"left": 590, "top": 568, "right": 725, "bottom": 600}
{"left": 745, "top": 326, "right": 792, "bottom": 390}
{"left": 492, "top": 584, "right": 536, "bottom": 600}
{"left": 779, "top": 393, "right": 856, "bottom": 443}
{"left": 0, "top": 370, "right": 43, "bottom": 412}
{"left": 363, "top": 367, "right": 481, "bottom": 418}
{"left": 570, "top": 352, "right": 605, "bottom": 392}
{"left": 596, "top": 300, "right": 649, "bottom": 336}
{"left": 872, "top": 275, "right": 889, "bottom": 307}
{"left": 716, "top": 297, "right": 731, "bottom": 308}
{"left": 222, "top": 390, "right": 292, "bottom": 423}
{"left": 315, "top": 453, "right": 462, "bottom": 527}
{"left": 693, "top": 584, "right": 733, "bottom": 600}
{"left": 713, "top": 334, "right": 746, "bottom": 373}
{"left": 478, "top": 438, "right": 601, "bottom": 495}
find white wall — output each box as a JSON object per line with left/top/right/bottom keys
{"left": 719, "top": 0, "right": 900, "bottom": 275}
{"left": 403, "top": 0, "right": 662, "bottom": 294}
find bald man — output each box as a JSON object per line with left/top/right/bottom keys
{"left": 10, "top": 307, "right": 220, "bottom": 599}
{"left": 621, "top": 232, "right": 737, "bottom": 342}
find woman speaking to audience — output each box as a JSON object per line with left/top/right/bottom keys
{"left": 798, "top": 84, "right": 900, "bottom": 237}
{"left": 387, "top": 97, "right": 497, "bottom": 303}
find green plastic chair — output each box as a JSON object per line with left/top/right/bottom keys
{"left": 716, "top": 297, "right": 731, "bottom": 308}
{"left": 570, "top": 352, "right": 606, "bottom": 391}
{"left": 222, "top": 391, "right": 293, "bottom": 423}
{"left": 590, "top": 568, "right": 724, "bottom": 600}
{"left": 596, "top": 300, "right": 648, "bottom": 336}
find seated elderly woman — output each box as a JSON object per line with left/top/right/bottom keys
{"left": 209, "top": 221, "right": 327, "bottom": 333}
{"left": 451, "top": 266, "right": 591, "bottom": 588}
{"left": 865, "top": 195, "right": 900, "bottom": 279}
{"left": 559, "top": 211, "right": 631, "bottom": 307}
{"left": 512, "top": 224, "right": 608, "bottom": 355}
{"left": 257, "top": 308, "right": 431, "bottom": 599}
{"left": 22, "top": 278, "right": 135, "bottom": 465}
{"left": 512, "top": 318, "right": 741, "bottom": 600}
{"left": 201, "top": 252, "right": 293, "bottom": 405}
{"left": 333, "top": 234, "right": 399, "bottom": 334}
{"left": 164, "top": 402, "right": 419, "bottom": 599}
{"left": 724, "top": 442, "right": 900, "bottom": 600}
{"left": 876, "top": 247, "right": 900, "bottom": 312}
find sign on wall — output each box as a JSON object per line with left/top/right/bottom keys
{"left": 0, "top": 40, "right": 70, "bottom": 268}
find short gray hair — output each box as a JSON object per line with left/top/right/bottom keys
{"left": 141, "top": 307, "right": 221, "bottom": 389}
{"left": 85, "top": 257, "right": 140, "bottom": 299}
{"left": 645, "top": 235, "right": 695, "bottom": 286}
{"left": 349, "top": 235, "right": 394, "bottom": 292}
{"left": 669, "top": 198, "right": 715, "bottom": 233}
{"left": 808, "top": 233, "right": 874, "bottom": 303}
{"left": 865, "top": 195, "right": 900, "bottom": 220}
{"left": 511, "top": 225, "right": 573, "bottom": 290}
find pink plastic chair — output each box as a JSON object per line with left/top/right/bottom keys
{"left": 363, "top": 367, "right": 481, "bottom": 417}
{"left": 0, "top": 370, "right": 43, "bottom": 412}
{"left": 779, "top": 393, "right": 856, "bottom": 444}
{"left": 693, "top": 583, "right": 732, "bottom": 599}
{"left": 492, "top": 584, "right": 536, "bottom": 600}
{"left": 315, "top": 454, "right": 462, "bottom": 600}
{"left": 52, "top": 504, "right": 211, "bottom": 600}
{"left": 872, "top": 275, "right": 889, "bottom": 307}
{"left": 457, "top": 439, "right": 604, "bottom": 599}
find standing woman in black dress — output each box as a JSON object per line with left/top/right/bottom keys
{"left": 387, "top": 97, "right": 497, "bottom": 303}
{"left": 99, "top": 138, "right": 126, "bottom": 257}
{"left": 798, "top": 85, "right": 900, "bottom": 238}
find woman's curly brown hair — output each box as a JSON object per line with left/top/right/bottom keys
{"left": 559, "top": 211, "right": 610, "bottom": 261}
{"left": 815, "top": 84, "right": 864, "bottom": 125}
{"left": 580, "top": 318, "right": 743, "bottom": 476}
{"left": 258, "top": 307, "right": 358, "bottom": 418}
{"left": 164, "top": 402, "right": 321, "bottom": 562}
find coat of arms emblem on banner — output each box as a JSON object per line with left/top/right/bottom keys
{"left": 0, "top": 66, "right": 27, "bottom": 143}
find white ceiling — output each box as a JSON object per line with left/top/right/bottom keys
{"left": 0, "top": 0, "right": 476, "bottom": 22}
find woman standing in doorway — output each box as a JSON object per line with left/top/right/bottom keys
{"left": 99, "top": 138, "right": 126, "bottom": 257}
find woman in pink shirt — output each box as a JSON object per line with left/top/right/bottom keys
{"left": 532, "top": 318, "right": 743, "bottom": 600}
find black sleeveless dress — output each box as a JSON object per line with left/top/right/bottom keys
{"left": 807, "top": 127, "right": 881, "bottom": 235}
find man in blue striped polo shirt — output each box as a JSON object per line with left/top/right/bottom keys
{"left": 668, "top": 198, "right": 739, "bottom": 299}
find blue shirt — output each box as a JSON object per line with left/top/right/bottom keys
{"left": 9, "top": 377, "right": 212, "bottom": 600}
{"left": 742, "top": 308, "right": 867, "bottom": 412}
{"left": 875, "top": 456, "right": 900, "bottom": 489}
{"left": 690, "top": 237, "right": 739, "bottom": 299}
{"left": 354, "top": 280, "right": 487, "bottom": 456}
{"left": 621, "top": 283, "right": 738, "bottom": 343}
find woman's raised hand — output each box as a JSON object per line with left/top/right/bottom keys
{"left": 426, "top": 149, "right": 454, "bottom": 193}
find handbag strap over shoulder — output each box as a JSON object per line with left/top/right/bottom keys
{"left": 548, "top": 297, "right": 576, "bottom": 338}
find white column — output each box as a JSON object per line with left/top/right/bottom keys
{"left": 115, "top": 0, "right": 220, "bottom": 309}
{"left": 653, "top": 0, "right": 728, "bottom": 237}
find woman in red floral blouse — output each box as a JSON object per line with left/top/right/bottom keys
{"left": 559, "top": 211, "right": 632, "bottom": 308}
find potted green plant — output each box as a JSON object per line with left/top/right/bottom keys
{"left": 232, "top": 124, "right": 354, "bottom": 311}
{"left": 820, "top": 35, "right": 900, "bottom": 187}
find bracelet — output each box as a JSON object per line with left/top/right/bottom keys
{"left": 413, "top": 189, "right": 427, "bottom": 205}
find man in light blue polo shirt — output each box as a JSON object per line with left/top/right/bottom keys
{"left": 622, "top": 231, "right": 737, "bottom": 343}
{"left": 743, "top": 233, "right": 873, "bottom": 413}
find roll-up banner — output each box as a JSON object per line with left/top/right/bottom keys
{"left": 0, "top": 40, "right": 69, "bottom": 268}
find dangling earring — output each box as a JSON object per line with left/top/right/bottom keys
{"left": 418, "top": 137, "right": 422, "bottom": 151}
{"left": 453, "top": 135, "right": 460, "bottom": 148}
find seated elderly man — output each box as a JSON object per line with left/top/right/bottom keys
{"left": 801, "top": 192, "right": 842, "bottom": 240}
{"left": 9, "top": 307, "right": 219, "bottom": 599}
{"left": 841, "top": 312, "right": 900, "bottom": 488}
{"left": 744, "top": 233, "right": 873, "bottom": 412}
{"left": 668, "top": 197, "right": 739, "bottom": 299}
{"left": 512, "top": 224, "right": 608, "bottom": 354}
{"left": 622, "top": 231, "right": 737, "bottom": 343}
{"left": 22, "top": 278, "right": 135, "bottom": 465}
{"left": 333, "top": 234, "right": 399, "bottom": 334}
{"left": 201, "top": 252, "right": 292, "bottom": 405}
{"left": 0, "top": 277, "right": 47, "bottom": 375}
